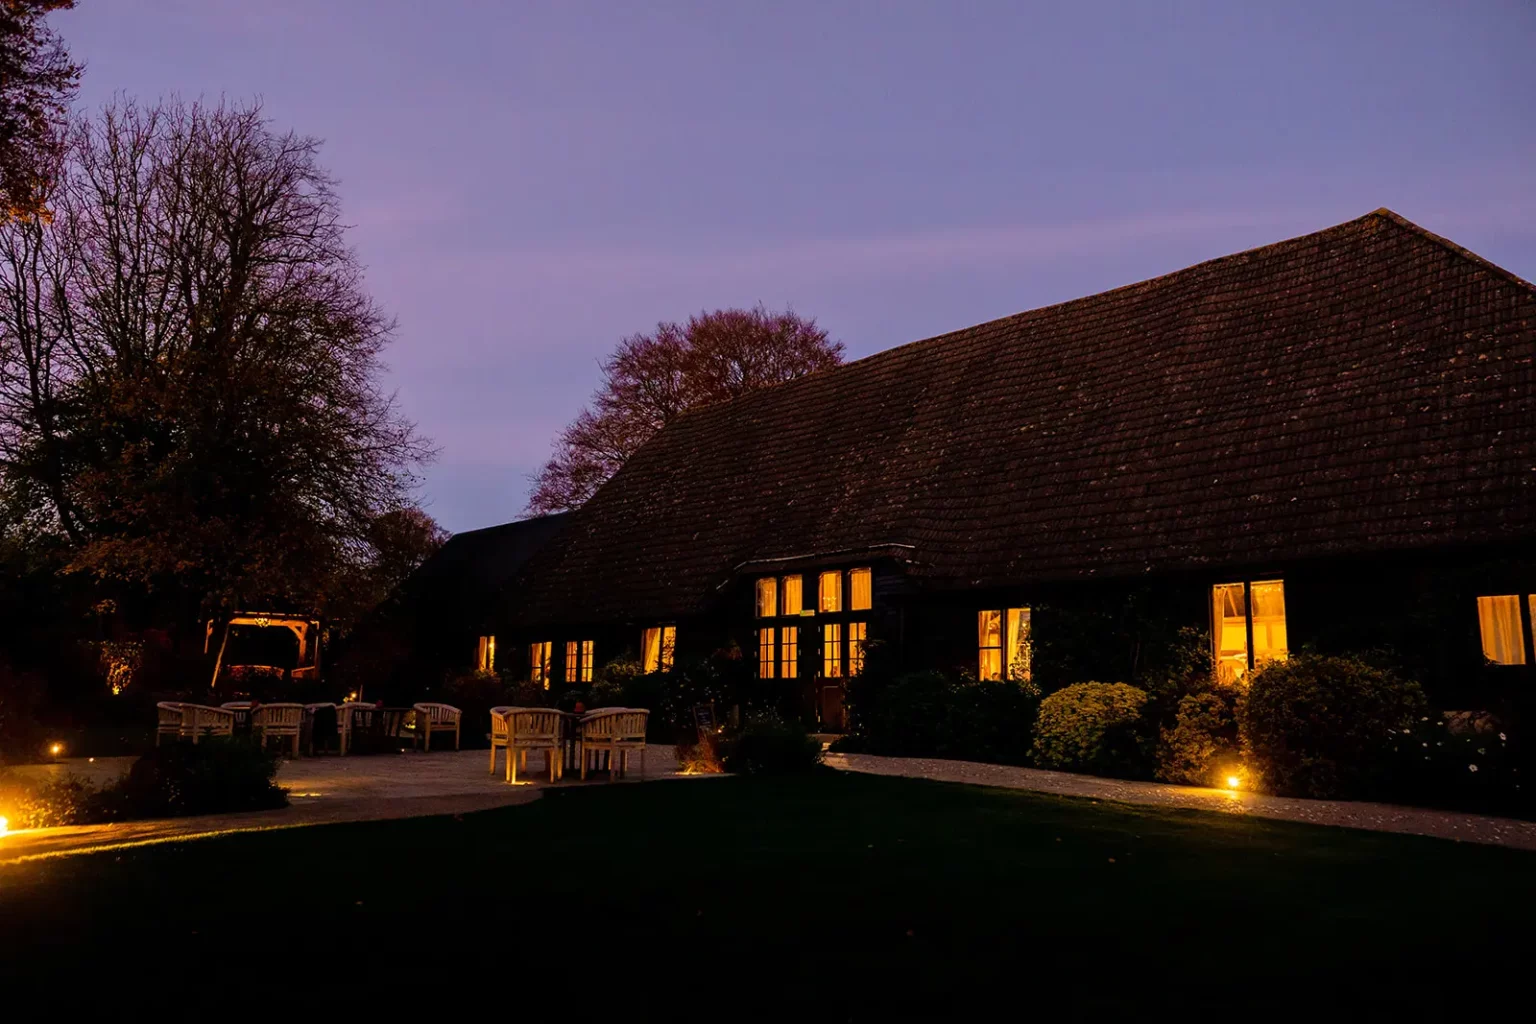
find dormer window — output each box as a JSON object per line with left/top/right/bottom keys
{"left": 819, "top": 571, "right": 841, "bottom": 613}
{"left": 756, "top": 578, "right": 778, "bottom": 618}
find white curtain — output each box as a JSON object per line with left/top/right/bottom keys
{"left": 642, "top": 628, "right": 661, "bottom": 672}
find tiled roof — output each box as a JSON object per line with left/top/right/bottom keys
{"left": 508, "top": 210, "right": 1536, "bottom": 626}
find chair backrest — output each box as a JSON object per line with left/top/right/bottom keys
{"left": 220, "top": 701, "right": 255, "bottom": 709}
{"left": 253, "top": 703, "right": 304, "bottom": 728}
{"left": 489, "top": 708, "right": 512, "bottom": 740}
{"left": 336, "top": 702, "right": 373, "bottom": 730}
{"left": 581, "top": 709, "right": 648, "bottom": 742}
{"left": 156, "top": 702, "right": 184, "bottom": 726}
{"left": 508, "top": 709, "right": 562, "bottom": 742}
{"left": 183, "top": 704, "right": 235, "bottom": 731}
{"left": 413, "top": 702, "right": 461, "bottom": 725}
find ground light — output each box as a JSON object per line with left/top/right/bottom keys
{"left": 0, "top": 815, "right": 8, "bottom": 836}
{"left": 1226, "top": 775, "right": 1242, "bottom": 790}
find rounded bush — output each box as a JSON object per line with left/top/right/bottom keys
{"left": 720, "top": 713, "right": 823, "bottom": 775}
{"left": 1031, "top": 682, "right": 1151, "bottom": 777}
{"left": 1156, "top": 691, "right": 1237, "bottom": 786}
{"left": 1238, "top": 654, "right": 1427, "bottom": 799}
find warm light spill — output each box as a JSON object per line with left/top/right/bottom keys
{"left": 0, "top": 815, "right": 8, "bottom": 836}
{"left": 49, "top": 742, "right": 63, "bottom": 756}
{"left": 1225, "top": 775, "right": 1241, "bottom": 790}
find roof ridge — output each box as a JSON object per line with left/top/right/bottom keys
{"left": 1366, "top": 206, "right": 1536, "bottom": 294}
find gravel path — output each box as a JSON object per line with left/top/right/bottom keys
{"left": 824, "top": 751, "right": 1536, "bottom": 851}
{"left": 1, "top": 744, "right": 683, "bottom": 864}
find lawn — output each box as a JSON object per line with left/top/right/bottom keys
{"left": 2, "top": 771, "right": 1530, "bottom": 1012}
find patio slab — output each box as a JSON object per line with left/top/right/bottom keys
{"left": 824, "top": 751, "right": 1536, "bottom": 851}
{"left": 1, "top": 744, "right": 682, "bottom": 864}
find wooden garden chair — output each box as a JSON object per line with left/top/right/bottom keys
{"left": 505, "top": 708, "right": 563, "bottom": 784}
{"left": 579, "top": 708, "right": 649, "bottom": 780}
{"left": 179, "top": 704, "right": 236, "bottom": 743}
{"left": 335, "top": 702, "right": 374, "bottom": 756}
{"left": 413, "top": 702, "right": 462, "bottom": 752}
{"left": 488, "top": 706, "right": 516, "bottom": 775}
{"left": 252, "top": 702, "right": 305, "bottom": 756}
{"left": 155, "top": 702, "right": 184, "bottom": 746}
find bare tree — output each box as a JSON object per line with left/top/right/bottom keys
{"left": 0, "top": 98, "right": 433, "bottom": 632}
{"left": 529, "top": 306, "right": 842, "bottom": 513}
{"left": 0, "top": 1, "right": 78, "bottom": 220}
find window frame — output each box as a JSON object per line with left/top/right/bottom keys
{"left": 1211, "top": 578, "right": 1288, "bottom": 682}
{"left": 529, "top": 641, "right": 552, "bottom": 688}
{"left": 1476, "top": 594, "right": 1536, "bottom": 667}
{"left": 476, "top": 635, "right": 496, "bottom": 673}
{"left": 642, "top": 625, "right": 677, "bottom": 673}
{"left": 565, "top": 639, "right": 594, "bottom": 684}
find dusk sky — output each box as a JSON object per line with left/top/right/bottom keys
{"left": 60, "top": 1, "right": 1535, "bottom": 533}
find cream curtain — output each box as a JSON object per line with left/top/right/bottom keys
{"left": 756, "top": 578, "right": 777, "bottom": 618}
{"left": 850, "top": 568, "right": 872, "bottom": 611}
{"left": 1478, "top": 595, "right": 1526, "bottom": 665}
{"left": 783, "top": 576, "right": 803, "bottom": 616}
{"left": 642, "top": 628, "right": 661, "bottom": 672}
{"left": 977, "top": 610, "right": 1002, "bottom": 681}
{"left": 819, "top": 572, "right": 841, "bottom": 613}
{"left": 1006, "top": 608, "right": 1031, "bottom": 681}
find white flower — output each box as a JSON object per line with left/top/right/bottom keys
{"left": 1469, "top": 764, "right": 1479, "bottom": 773}
{"left": 1499, "top": 733, "right": 1507, "bottom": 742}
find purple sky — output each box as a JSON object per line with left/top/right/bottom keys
{"left": 60, "top": 1, "right": 1536, "bottom": 533}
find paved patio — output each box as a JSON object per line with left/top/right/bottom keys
{"left": 1, "top": 744, "right": 683, "bottom": 864}
{"left": 824, "top": 751, "right": 1536, "bottom": 851}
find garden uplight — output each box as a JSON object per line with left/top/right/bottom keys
{"left": 0, "top": 815, "right": 8, "bottom": 836}
{"left": 49, "top": 742, "right": 64, "bottom": 757}
{"left": 1225, "top": 775, "right": 1241, "bottom": 790}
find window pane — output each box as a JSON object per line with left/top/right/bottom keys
{"left": 781, "top": 626, "right": 799, "bottom": 679}
{"left": 977, "top": 610, "right": 1002, "bottom": 681}
{"left": 1250, "top": 580, "right": 1288, "bottom": 667}
{"left": 641, "top": 627, "right": 661, "bottom": 673}
{"left": 756, "top": 577, "right": 777, "bottom": 618}
{"left": 531, "top": 642, "right": 550, "bottom": 687}
{"left": 581, "top": 640, "right": 594, "bottom": 682}
{"left": 782, "top": 576, "right": 803, "bottom": 616}
{"left": 823, "top": 623, "right": 842, "bottom": 677}
{"left": 661, "top": 626, "right": 676, "bottom": 671}
{"left": 977, "top": 609, "right": 1001, "bottom": 648}
{"left": 1212, "top": 583, "right": 1248, "bottom": 683}
{"left": 565, "top": 641, "right": 579, "bottom": 683}
{"left": 1006, "top": 608, "right": 1032, "bottom": 682}
{"left": 850, "top": 568, "right": 872, "bottom": 611}
{"left": 849, "top": 621, "right": 867, "bottom": 676}
{"left": 477, "top": 636, "right": 495, "bottom": 673}
{"left": 759, "top": 627, "right": 776, "bottom": 679}
{"left": 819, "top": 571, "right": 841, "bottom": 613}
{"left": 1478, "top": 596, "right": 1526, "bottom": 665}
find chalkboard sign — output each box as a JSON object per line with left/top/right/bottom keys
{"left": 692, "top": 703, "right": 717, "bottom": 734}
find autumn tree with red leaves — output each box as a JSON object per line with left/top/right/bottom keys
{"left": 529, "top": 306, "right": 842, "bottom": 513}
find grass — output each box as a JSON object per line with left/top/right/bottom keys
{"left": 1, "top": 771, "right": 1531, "bottom": 1011}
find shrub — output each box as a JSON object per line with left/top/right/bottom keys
{"left": 1156, "top": 691, "right": 1238, "bottom": 786}
{"left": 1031, "top": 682, "right": 1152, "bottom": 778}
{"left": 719, "top": 713, "right": 823, "bottom": 775}
{"left": 0, "top": 773, "right": 97, "bottom": 829}
{"left": 94, "top": 739, "right": 288, "bottom": 819}
{"left": 843, "top": 670, "right": 1042, "bottom": 765}
{"left": 1383, "top": 714, "right": 1530, "bottom": 815}
{"left": 436, "top": 671, "right": 519, "bottom": 748}
{"left": 1238, "top": 654, "right": 1427, "bottom": 799}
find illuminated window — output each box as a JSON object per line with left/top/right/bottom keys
{"left": 848, "top": 621, "right": 867, "bottom": 675}
{"left": 819, "top": 571, "right": 842, "bottom": 613}
{"left": 529, "top": 642, "right": 552, "bottom": 688}
{"left": 476, "top": 635, "right": 496, "bottom": 673}
{"left": 565, "top": 640, "right": 594, "bottom": 683}
{"left": 756, "top": 577, "right": 777, "bottom": 618}
{"left": 823, "top": 622, "right": 843, "bottom": 677}
{"left": 850, "top": 568, "right": 872, "bottom": 611}
{"left": 1477, "top": 596, "right": 1529, "bottom": 665}
{"left": 758, "top": 628, "right": 776, "bottom": 678}
{"left": 978, "top": 611, "right": 1002, "bottom": 681}
{"left": 782, "top": 575, "right": 803, "bottom": 616}
{"left": 781, "top": 626, "right": 799, "bottom": 679}
{"left": 1212, "top": 580, "right": 1288, "bottom": 683}
{"left": 642, "top": 626, "right": 676, "bottom": 672}
{"left": 1006, "top": 608, "right": 1031, "bottom": 681}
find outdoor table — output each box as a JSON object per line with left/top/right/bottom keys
{"left": 346, "top": 705, "right": 417, "bottom": 754}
